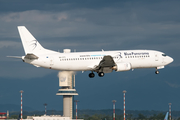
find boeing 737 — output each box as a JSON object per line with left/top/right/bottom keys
{"left": 8, "top": 26, "right": 173, "bottom": 78}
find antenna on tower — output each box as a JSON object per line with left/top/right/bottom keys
{"left": 74, "top": 100, "right": 79, "bottom": 120}
{"left": 169, "top": 103, "right": 172, "bottom": 120}
{"left": 123, "top": 90, "right": 127, "bottom": 120}
{"left": 19, "top": 90, "right": 24, "bottom": 120}
{"left": 112, "top": 100, "right": 116, "bottom": 120}
{"left": 44, "top": 103, "right": 47, "bottom": 116}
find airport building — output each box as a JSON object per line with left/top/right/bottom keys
{"left": 27, "top": 115, "right": 83, "bottom": 120}
{"left": 0, "top": 112, "right": 7, "bottom": 120}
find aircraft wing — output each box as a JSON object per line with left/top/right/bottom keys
{"left": 88, "top": 55, "right": 116, "bottom": 70}
{"left": 99, "top": 55, "right": 116, "bottom": 67}
{"left": 94, "top": 55, "right": 116, "bottom": 73}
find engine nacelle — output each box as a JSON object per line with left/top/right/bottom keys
{"left": 113, "top": 62, "right": 131, "bottom": 72}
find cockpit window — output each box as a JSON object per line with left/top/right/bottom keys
{"left": 162, "top": 54, "right": 166, "bottom": 57}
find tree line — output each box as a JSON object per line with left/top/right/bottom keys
{"left": 6, "top": 110, "right": 180, "bottom": 120}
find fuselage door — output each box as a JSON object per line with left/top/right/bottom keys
{"left": 154, "top": 53, "right": 159, "bottom": 61}
{"left": 50, "top": 57, "right": 54, "bottom": 66}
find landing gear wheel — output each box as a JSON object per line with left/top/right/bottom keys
{"left": 98, "top": 72, "right": 104, "bottom": 77}
{"left": 89, "top": 73, "right": 95, "bottom": 78}
{"left": 155, "top": 71, "right": 159, "bottom": 74}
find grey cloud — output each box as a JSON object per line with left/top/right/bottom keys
{"left": 0, "top": 41, "right": 20, "bottom": 49}
{"left": 0, "top": 0, "right": 180, "bottom": 111}
{"left": 165, "top": 81, "right": 180, "bottom": 88}
{"left": 0, "top": 0, "right": 179, "bottom": 79}
{"left": 0, "top": 61, "right": 55, "bottom": 79}
{"left": 0, "top": 0, "right": 124, "bottom": 13}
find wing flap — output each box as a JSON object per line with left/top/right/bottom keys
{"left": 94, "top": 55, "right": 116, "bottom": 72}
{"left": 99, "top": 56, "right": 116, "bottom": 67}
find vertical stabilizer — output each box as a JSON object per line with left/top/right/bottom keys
{"left": 17, "top": 26, "right": 45, "bottom": 55}
{"left": 164, "top": 112, "right": 169, "bottom": 120}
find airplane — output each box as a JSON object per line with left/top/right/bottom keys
{"left": 164, "top": 112, "right": 169, "bottom": 120}
{"left": 8, "top": 26, "right": 173, "bottom": 78}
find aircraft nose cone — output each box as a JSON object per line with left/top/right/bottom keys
{"left": 168, "top": 56, "right": 174, "bottom": 64}
{"left": 170, "top": 57, "right": 174, "bottom": 63}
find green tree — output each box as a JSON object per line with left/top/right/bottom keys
{"left": 116, "top": 114, "right": 124, "bottom": 120}
{"left": 127, "top": 114, "right": 133, "bottom": 120}
{"left": 9, "top": 115, "right": 19, "bottom": 119}
{"left": 137, "top": 113, "right": 147, "bottom": 119}
{"left": 101, "top": 115, "right": 112, "bottom": 120}
{"left": 149, "top": 113, "right": 165, "bottom": 120}
{"left": 87, "top": 114, "right": 101, "bottom": 120}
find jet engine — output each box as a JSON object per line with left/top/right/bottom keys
{"left": 112, "top": 62, "right": 131, "bottom": 71}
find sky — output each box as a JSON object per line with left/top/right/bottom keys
{"left": 0, "top": 0, "right": 180, "bottom": 112}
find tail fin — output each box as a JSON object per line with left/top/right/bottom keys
{"left": 164, "top": 112, "right": 169, "bottom": 120}
{"left": 17, "top": 26, "right": 46, "bottom": 55}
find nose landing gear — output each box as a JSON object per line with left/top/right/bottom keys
{"left": 155, "top": 70, "right": 159, "bottom": 74}
{"left": 155, "top": 68, "right": 159, "bottom": 74}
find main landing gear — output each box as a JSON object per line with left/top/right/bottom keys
{"left": 89, "top": 72, "right": 95, "bottom": 78}
{"left": 98, "top": 72, "right": 104, "bottom": 77}
{"left": 89, "top": 72, "right": 105, "bottom": 78}
{"left": 155, "top": 68, "right": 159, "bottom": 74}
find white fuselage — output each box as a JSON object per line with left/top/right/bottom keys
{"left": 16, "top": 26, "right": 173, "bottom": 77}
{"left": 23, "top": 50, "right": 173, "bottom": 71}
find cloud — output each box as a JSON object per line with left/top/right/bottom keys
{"left": 0, "top": 61, "right": 55, "bottom": 79}
{"left": 0, "top": 41, "right": 20, "bottom": 48}
{"left": 165, "top": 81, "right": 180, "bottom": 88}
{"left": 0, "top": 1, "right": 179, "bottom": 80}
{"left": 0, "top": 10, "right": 68, "bottom": 23}
{"left": 0, "top": 0, "right": 180, "bottom": 112}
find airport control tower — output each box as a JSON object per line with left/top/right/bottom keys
{"left": 56, "top": 49, "right": 78, "bottom": 119}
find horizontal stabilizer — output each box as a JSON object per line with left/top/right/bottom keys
{"left": 7, "top": 56, "right": 22, "bottom": 59}
{"left": 24, "top": 53, "right": 38, "bottom": 59}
